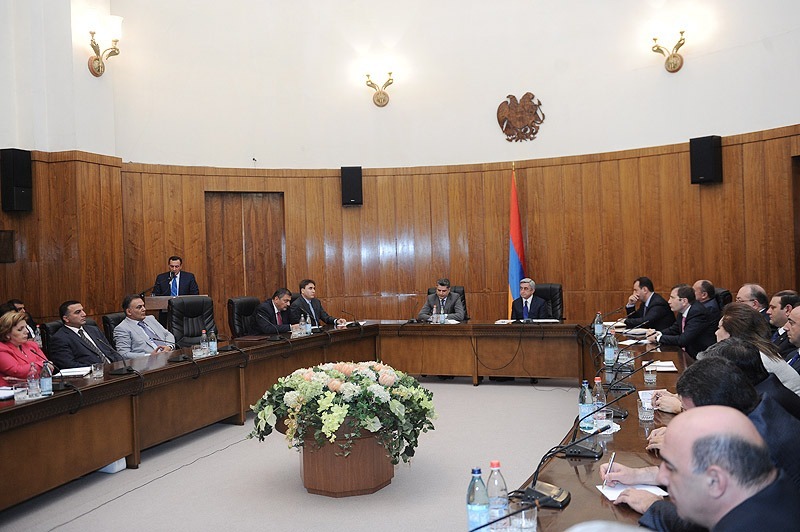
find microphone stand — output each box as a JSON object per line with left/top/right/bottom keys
{"left": 340, "top": 309, "right": 364, "bottom": 336}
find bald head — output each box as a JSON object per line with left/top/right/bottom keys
{"left": 736, "top": 284, "right": 768, "bottom": 311}
{"left": 656, "top": 406, "right": 774, "bottom": 528}
{"left": 693, "top": 280, "right": 715, "bottom": 303}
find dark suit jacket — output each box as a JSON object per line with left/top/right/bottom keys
{"left": 701, "top": 298, "right": 721, "bottom": 326}
{"left": 290, "top": 297, "right": 337, "bottom": 326}
{"left": 255, "top": 301, "right": 292, "bottom": 334}
{"left": 756, "top": 373, "right": 800, "bottom": 420}
{"left": 623, "top": 292, "right": 675, "bottom": 330}
{"left": 657, "top": 301, "right": 716, "bottom": 359}
{"left": 417, "top": 292, "right": 465, "bottom": 322}
{"left": 510, "top": 295, "right": 551, "bottom": 320}
{"left": 773, "top": 330, "right": 797, "bottom": 359}
{"left": 152, "top": 271, "right": 200, "bottom": 296}
{"left": 47, "top": 324, "right": 123, "bottom": 369}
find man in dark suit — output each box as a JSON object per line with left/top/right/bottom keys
{"left": 767, "top": 290, "right": 800, "bottom": 359}
{"left": 692, "top": 279, "right": 720, "bottom": 323}
{"left": 623, "top": 276, "right": 675, "bottom": 330}
{"left": 255, "top": 288, "right": 296, "bottom": 335}
{"left": 783, "top": 305, "right": 800, "bottom": 373}
{"left": 417, "top": 278, "right": 466, "bottom": 322}
{"left": 736, "top": 283, "right": 772, "bottom": 333}
{"left": 510, "top": 278, "right": 552, "bottom": 320}
{"left": 290, "top": 279, "right": 346, "bottom": 327}
{"left": 47, "top": 300, "right": 123, "bottom": 369}
{"left": 152, "top": 256, "right": 200, "bottom": 296}
{"left": 649, "top": 284, "right": 716, "bottom": 359}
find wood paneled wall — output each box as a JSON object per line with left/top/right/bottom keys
{"left": 2, "top": 125, "right": 799, "bottom": 330}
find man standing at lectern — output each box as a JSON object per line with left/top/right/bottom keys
{"left": 510, "top": 278, "right": 552, "bottom": 320}
{"left": 152, "top": 256, "right": 199, "bottom": 296}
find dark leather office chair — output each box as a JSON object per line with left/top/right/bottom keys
{"left": 426, "top": 285, "right": 469, "bottom": 321}
{"left": 41, "top": 318, "right": 99, "bottom": 355}
{"left": 534, "top": 283, "right": 564, "bottom": 321}
{"left": 168, "top": 296, "right": 217, "bottom": 348}
{"left": 102, "top": 312, "right": 126, "bottom": 347}
{"left": 227, "top": 296, "right": 260, "bottom": 338}
{"left": 715, "top": 288, "right": 732, "bottom": 310}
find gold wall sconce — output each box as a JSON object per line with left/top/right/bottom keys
{"left": 88, "top": 15, "right": 123, "bottom": 77}
{"left": 652, "top": 30, "right": 685, "bottom": 73}
{"left": 366, "top": 72, "right": 393, "bottom": 107}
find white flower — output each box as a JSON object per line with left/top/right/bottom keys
{"left": 368, "top": 383, "right": 391, "bottom": 403}
{"left": 284, "top": 390, "right": 302, "bottom": 409}
{"left": 340, "top": 382, "right": 360, "bottom": 402}
{"left": 353, "top": 367, "right": 378, "bottom": 381}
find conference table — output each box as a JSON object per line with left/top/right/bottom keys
{"left": 1, "top": 319, "right": 660, "bottom": 518}
{"left": 527, "top": 341, "right": 686, "bottom": 530}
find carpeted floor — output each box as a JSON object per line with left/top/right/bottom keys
{"left": 0, "top": 377, "right": 578, "bottom": 532}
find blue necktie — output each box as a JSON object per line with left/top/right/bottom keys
{"left": 771, "top": 330, "right": 780, "bottom": 343}
{"left": 523, "top": 300, "right": 529, "bottom": 319}
{"left": 171, "top": 276, "right": 178, "bottom": 296}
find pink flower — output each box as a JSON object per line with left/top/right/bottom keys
{"left": 334, "top": 362, "right": 355, "bottom": 376}
{"left": 328, "top": 379, "right": 343, "bottom": 392}
{"left": 378, "top": 373, "right": 396, "bottom": 387}
{"left": 303, "top": 370, "right": 315, "bottom": 381}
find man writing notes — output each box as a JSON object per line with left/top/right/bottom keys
{"left": 152, "top": 256, "right": 200, "bottom": 296}
{"left": 510, "top": 278, "right": 552, "bottom": 320}
{"left": 290, "top": 279, "right": 346, "bottom": 327}
{"left": 417, "top": 278, "right": 465, "bottom": 322}
{"left": 255, "top": 288, "right": 297, "bottom": 335}
{"left": 114, "top": 295, "right": 175, "bottom": 357}
{"left": 623, "top": 276, "right": 675, "bottom": 331}
{"left": 47, "top": 300, "right": 123, "bottom": 369}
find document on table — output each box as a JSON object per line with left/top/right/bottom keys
{"left": 649, "top": 360, "right": 678, "bottom": 372}
{"left": 55, "top": 367, "right": 91, "bottom": 377}
{"left": 597, "top": 483, "right": 668, "bottom": 501}
{"left": 494, "top": 319, "right": 560, "bottom": 324}
{"left": 619, "top": 339, "right": 649, "bottom": 346}
{"left": 0, "top": 387, "right": 13, "bottom": 400}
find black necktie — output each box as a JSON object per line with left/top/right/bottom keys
{"left": 79, "top": 328, "right": 109, "bottom": 363}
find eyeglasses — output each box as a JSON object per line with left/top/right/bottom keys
{"left": 735, "top": 298, "right": 755, "bottom": 303}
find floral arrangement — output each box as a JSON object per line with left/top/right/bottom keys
{"left": 249, "top": 361, "right": 436, "bottom": 464}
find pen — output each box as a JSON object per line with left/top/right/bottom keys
{"left": 602, "top": 451, "right": 616, "bottom": 488}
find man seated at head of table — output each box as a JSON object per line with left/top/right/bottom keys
{"left": 510, "top": 278, "right": 552, "bottom": 320}
{"left": 0, "top": 311, "right": 51, "bottom": 386}
{"left": 607, "top": 405, "right": 800, "bottom": 532}
{"left": 600, "top": 358, "right": 800, "bottom": 528}
{"left": 113, "top": 294, "right": 175, "bottom": 358}
{"left": 623, "top": 276, "right": 675, "bottom": 331}
{"left": 417, "top": 278, "right": 465, "bottom": 322}
{"left": 47, "top": 300, "right": 124, "bottom": 369}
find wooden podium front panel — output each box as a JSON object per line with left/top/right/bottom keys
{"left": 378, "top": 326, "right": 476, "bottom": 377}
{"left": 475, "top": 333, "right": 578, "bottom": 379}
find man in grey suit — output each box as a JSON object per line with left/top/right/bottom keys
{"left": 114, "top": 294, "right": 175, "bottom": 358}
{"left": 418, "top": 278, "right": 465, "bottom": 322}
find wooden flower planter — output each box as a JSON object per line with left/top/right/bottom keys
{"left": 300, "top": 433, "right": 395, "bottom": 497}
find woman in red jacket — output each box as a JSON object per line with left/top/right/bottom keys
{"left": 0, "top": 311, "right": 50, "bottom": 386}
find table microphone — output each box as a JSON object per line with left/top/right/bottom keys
{"left": 621, "top": 319, "right": 652, "bottom": 336}
{"left": 340, "top": 309, "right": 362, "bottom": 330}
{"left": 523, "top": 425, "right": 607, "bottom": 508}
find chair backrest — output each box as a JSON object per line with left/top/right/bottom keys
{"left": 715, "top": 287, "right": 732, "bottom": 310}
{"left": 102, "top": 312, "right": 126, "bottom": 347}
{"left": 534, "top": 283, "right": 564, "bottom": 321}
{"left": 227, "top": 296, "right": 261, "bottom": 338}
{"left": 426, "top": 285, "right": 469, "bottom": 321}
{"left": 41, "top": 318, "right": 99, "bottom": 355}
{"left": 168, "top": 296, "right": 216, "bottom": 348}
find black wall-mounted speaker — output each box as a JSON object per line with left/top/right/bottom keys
{"left": 341, "top": 166, "right": 363, "bottom": 206}
{"left": 690, "top": 136, "right": 723, "bottom": 185}
{"left": 1, "top": 148, "right": 32, "bottom": 211}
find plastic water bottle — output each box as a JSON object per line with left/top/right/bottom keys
{"left": 299, "top": 314, "right": 307, "bottom": 336}
{"left": 34, "top": 325, "right": 43, "bottom": 348}
{"left": 487, "top": 461, "right": 509, "bottom": 530}
{"left": 432, "top": 304, "right": 438, "bottom": 323}
{"left": 305, "top": 314, "right": 313, "bottom": 335}
{"left": 40, "top": 362, "right": 53, "bottom": 396}
{"left": 27, "top": 362, "right": 41, "bottom": 399}
{"left": 467, "top": 467, "right": 490, "bottom": 531}
{"left": 604, "top": 328, "right": 618, "bottom": 366}
{"left": 578, "top": 380, "right": 594, "bottom": 432}
{"left": 208, "top": 330, "right": 218, "bottom": 355}
{"left": 439, "top": 304, "right": 447, "bottom": 324}
{"left": 592, "top": 376, "right": 607, "bottom": 428}
{"left": 200, "top": 329, "right": 209, "bottom": 356}
{"left": 593, "top": 311, "right": 603, "bottom": 340}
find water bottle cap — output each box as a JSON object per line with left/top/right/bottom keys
{"left": 471, "top": 467, "right": 482, "bottom": 475}
{"left": 594, "top": 376, "right": 602, "bottom": 382}
{"left": 489, "top": 460, "right": 500, "bottom": 468}
{"left": 202, "top": 329, "right": 206, "bottom": 333}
